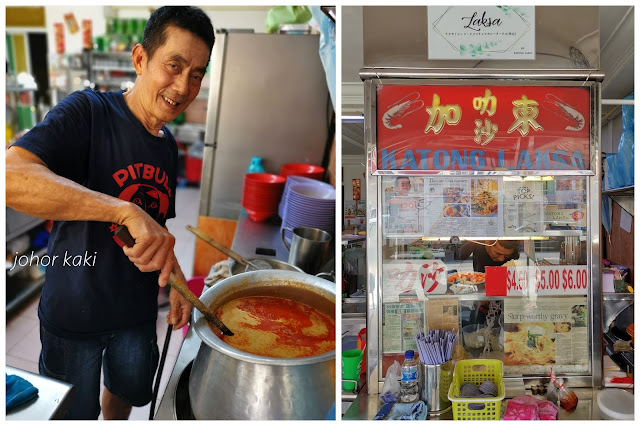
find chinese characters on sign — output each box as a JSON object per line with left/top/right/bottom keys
{"left": 352, "top": 179, "right": 361, "bottom": 200}
{"left": 376, "top": 85, "right": 590, "bottom": 172}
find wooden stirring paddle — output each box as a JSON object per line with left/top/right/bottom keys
{"left": 114, "top": 226, "right": 233, "bottom": 336}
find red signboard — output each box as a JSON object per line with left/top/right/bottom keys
{"left": 352, "top": 178, "right": 361, "bottom": 200}
{"left": 376, "top": 85, "right": 591, "bottom": 172}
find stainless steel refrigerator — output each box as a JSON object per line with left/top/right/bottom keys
{"left": 199, "top": 31, "right": 332, "bottom": 219}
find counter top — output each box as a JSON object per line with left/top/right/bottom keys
{"left": 343, "top": 385, "right": 627, "bottom": 420}
{"left": 230, "top": 211, "right": 289, "bottom": 261}
{"left": 5, "top": 366, "right": 74, "bottom": 420}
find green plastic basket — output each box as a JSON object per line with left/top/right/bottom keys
{"left": 448, "top": 359, "right": 504, "bottom": 420}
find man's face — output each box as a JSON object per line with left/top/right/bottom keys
{"left": 395, "top": 179, "right": 411, "bottom": 196}
{"left": 136, "top": 25, "right": 210, "bottom": 124}
{"left": 486, "top": 243, "right": 515, "bottom": 263}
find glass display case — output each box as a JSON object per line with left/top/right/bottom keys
{"left": 363, "top": 72, "right": 603, "bottom": 393}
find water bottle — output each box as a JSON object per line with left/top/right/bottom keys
{"left": 400, "top": 350, "right": 419, "bottom": 403}
{"left": 247, "top": 156, "right": 264, "bottom": 174}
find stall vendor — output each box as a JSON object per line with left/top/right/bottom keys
{"left": 458, "top": 240, "right": 521, "bottom": 273}
{"left": 5, "top": 7, "right": 214, "bottom": 420}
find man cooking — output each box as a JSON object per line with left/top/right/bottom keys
{"left": 5, "top": 7, "right": 215, "bottom": 419}
{"left": 458, "top": 240, "right": 521, "bottom": 273}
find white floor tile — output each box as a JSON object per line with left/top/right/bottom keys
{"left": 16, "top": 294, "right": 40, "bottom": 321}
{"left": 6, "top": 315, "right": 39, "bottom": 352}
{"left": 7, "top": 325, "right": 41, "bottom": 364}
{"left": 6, "top": 355, "right": 38, "bottom": 374}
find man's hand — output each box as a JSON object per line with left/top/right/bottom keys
{"left": 120, "top": 205, "right": 175, "bottom": 286}
{"left": 168, "top": 285, "right": 192, "bottom": 330}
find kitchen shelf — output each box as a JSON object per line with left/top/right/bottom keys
{"left": 6, "top": 247, "right": 47, "bottom": 278}
{"left": 6, "top": 85, "right": 38, "bottom": 93}
{"left": 542, "top": 230, "right": 585, "bottom": 237}
{"left": 6, "top": 208, "right": 46, "bottom": 242}
{"left": 90, "top": 51, "right": 134, "bottom": 59}
{"left": 93, "top": 65, "right": 136, "bottom": 72}
{"left": 6, "top": 275, "right": 45, "bottom": 317}
{"left": 94, "top": 79, "right": 134, "bottom": 87}
{"left": 603, "top": 292, "right": 635, "bottom": 301}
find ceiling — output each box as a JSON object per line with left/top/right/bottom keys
{"left": 342, "top": 6, "right": 634, "bottom": 157}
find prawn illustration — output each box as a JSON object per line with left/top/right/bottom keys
{"left": 382, "top": 92, "right": 424, "bottom": 130}
{"left": 541, "top": 93, "right": 585, "bottom": 131}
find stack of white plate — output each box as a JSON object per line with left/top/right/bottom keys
{"left": 280, "top": 177, "right": 335, "bottom": 244}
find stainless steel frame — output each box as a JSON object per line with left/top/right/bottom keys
{"left": 200, "top": 32, "right": 228, "bottom": 216}
{"left": 363, "top": 71, "right": 603, "bottom": 393}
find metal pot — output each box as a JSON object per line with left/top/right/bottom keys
{"left": 228, "top": 257, "right": 303, "bottom": 276}
{"left": 189, "top": 270, "right": 335, "bottom": 420}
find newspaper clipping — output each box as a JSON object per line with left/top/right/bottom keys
{"left": 383, "top": 302, "right": 425, "bottom": 353}
{"left": 503, "top": 296, "right": 589, "bottom": 375}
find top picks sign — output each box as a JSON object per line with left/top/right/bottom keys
{"left": 375, "top": 85, "right": 591, "bottom": 172}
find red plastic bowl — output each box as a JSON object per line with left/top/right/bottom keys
{"left": 244, "top": 173, "right": 286, "bottom": 185}
{"left": 279, "top": 163, "right": 325, "bottom": 180}
{"left": 244, "top": 207, "right": 276, "bottom": 222}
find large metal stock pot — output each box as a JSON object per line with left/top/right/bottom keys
{"left": 189, "top": 270, "right": 335, "bottom": 420}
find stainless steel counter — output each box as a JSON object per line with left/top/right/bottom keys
{"left": 154, "top": 211, "right": 289, "bottom": 420}
{"left": 342, "top": 384, "right": 627, "bottom": 420}
{"left": 229, "top": 211, "right": 291, "bottom": 261}
{"left": 6, "top": 366, "right": 74, "bottom": 420}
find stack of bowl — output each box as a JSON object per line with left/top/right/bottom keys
{"left": 241, "top": 173, "right": 286, "bottom": 222}
{"left": 280, "top": 178, "right": 335, "bottom": 244}
{"left": 280, "top": 163, "right": 325, "bottom": 180}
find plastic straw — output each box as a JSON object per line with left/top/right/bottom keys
{"left": 414, "top": 329, "right": 458, "bottom": 365}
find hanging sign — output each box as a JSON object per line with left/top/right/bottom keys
{"left": 352, "top": 179, "right": 361, "bottom": 200}
{"left": 376, "top": 85, "right": 591, "bottom": 172}
{"left": 428, "top": 6, "right": 535, "bottom": 60}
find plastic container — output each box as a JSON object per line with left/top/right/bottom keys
{"left": 597, "top": 389, "right": 634, "bottom": 420}
{"left": 247, "top": 157, "right": 265, "bottom": 174}
{"left": 626, "top": 323, "right": 634, "bottom": 345}
{"left": 279, "top": 163, "right": 325, "bottom": 180}
{"left": 400, "top": 350, "right": 419, "bottom": 403}
{"left": 448, "top": 359, "right": 504, "bottom": 420}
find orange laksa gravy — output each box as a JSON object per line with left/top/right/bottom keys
{"left": 210, "top": 296, "right": 335, "bottom": 358}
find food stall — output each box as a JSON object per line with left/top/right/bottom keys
{"left": 344, "top": 67, "right": 612, "bottom": 420}
{"left": 341, "top": 5, "right": 636, "bottom": 420}
{"left": 339, "top": 6, "right": 629, "bottom": 418}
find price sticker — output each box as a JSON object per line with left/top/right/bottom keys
{"left": 488, "top": 265, "right": 588, "bottom": 296}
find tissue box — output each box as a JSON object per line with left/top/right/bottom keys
{"left": 603, "top": 269, "right": 615, "bottom": 293}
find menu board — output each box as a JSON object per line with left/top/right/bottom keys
{"left": 382, "top": 302, "right": 425, "bottom": 353}
{"left": 503, "top": 296, "right": 589, "bottom": 375}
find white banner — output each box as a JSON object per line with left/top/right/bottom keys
{"left": 428, "top": 6, "right": 535, "bottom": 60}
{"left": 505, "top": 265, "right": 588, "bottom": 296}
{"left": 382, "top": 259, "right": 448, "bottom": 302}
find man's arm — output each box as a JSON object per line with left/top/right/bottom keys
{"left": 458, "top": 241, "right": 475, "bottom": 261}
{"left": 6, "top": 146, "right": 175, "bottom": 285}
{"left": 167, "top": 251, "right": 192, "bottom": 330}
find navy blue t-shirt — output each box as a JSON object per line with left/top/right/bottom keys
{"left": 14, "top": 89, "right": 177, "bottom": 338}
